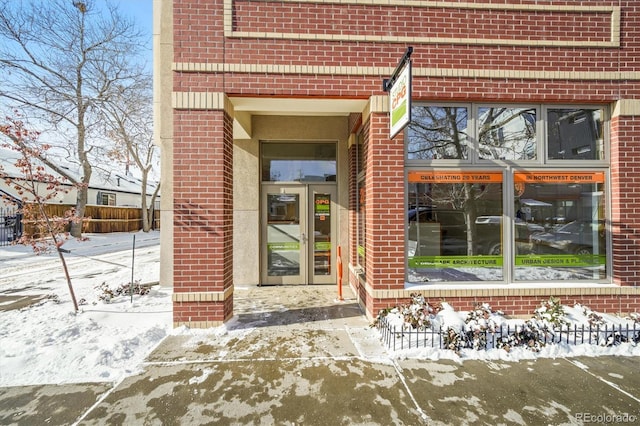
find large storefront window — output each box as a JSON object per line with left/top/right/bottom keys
{"left": 406, "top": 103, "right": 609, "bottom": 284}
{"left": 407, "top": 171, "right": 503, "bottom": 282}
{"left": 514, "top": 171, "right": 607, "bottom": 280}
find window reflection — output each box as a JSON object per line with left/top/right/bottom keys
{"left": 514, "top": 172, "right": 606, "bottom": 280}
{"left": 262, "top": 142, "right": 336, "bottom": 182}
{"left": 478, "top": 107, "right": 536, "bottom": 160}
{"left": 406, "top": 171, "right": 503, "bottom": 282}
{"left": 407, "top": 106, "right": 468, "bottom": 160}
{"left": 547, "top": 108, "right": 604, "bottom": 160}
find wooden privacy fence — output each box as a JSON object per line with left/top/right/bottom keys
{"left": 21, "top": 204, "right": 160, "bottom": 235}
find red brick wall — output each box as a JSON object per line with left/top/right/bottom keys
{"left": 173, "top": 0, "right": 639, "bottom": 102}
{"left": 611, "top": 114, "right": 640, "bottom": 286}
{"left": 364, "top": 113, "right": 405, "bottom": 291}
{"left": 174, "top": 1, "right": 638, "bottom": 75}
{"left": 371, "top": 294, "right": 640, "bottom": 320}
{"left": 232, "top": 3, "right": 611, "bottom": 44}
{"left": 173, "top": 110, "right": 234, "bottom": 324}
{"left": 171, "top": 0, "right": 640, "bottom": 321}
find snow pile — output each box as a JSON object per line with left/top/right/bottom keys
{"left": 376, "top": 294, "right": 640, "bottom": 361}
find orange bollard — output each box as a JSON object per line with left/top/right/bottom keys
{"left": 336, "top": 245, "right": 344, "bottom": 301}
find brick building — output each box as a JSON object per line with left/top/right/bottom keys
{"left": 154, "top": 0, "right": 640, "bottom": 327}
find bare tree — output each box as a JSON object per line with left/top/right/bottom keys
{"left": 0, "top": 0, "right": 148, "bottom": 237}
{"left": 1, "top": 117, "right": 81, "bottom": 312}
{"left": 101, "top": 80, "right": 160, "bottom": 232}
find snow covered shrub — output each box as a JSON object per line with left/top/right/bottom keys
{"left": 578, "top": 304, "right": 606, "bottom": 327}
{"left": 496, "top": 321, "right": 548, "bottom": 352}
{"left": 401, "top": 293, "right": 434, "bottom": 330}
{"left": 372, "top": 293, "right": 435, "bottom": 331}
{"left": 495, "top": 298, "right": 569, "bottom": 352}
{"left": 463, "top": 303, "right": 500, "bottom": 350}
{"left": 95, "top": 281, "right": 150, "bottom": 303}
{"left": 371, "top": 307, "right": 393, "bottom": 328}
{"left": 443, "top": 327, "right": 464, "bottom": 354}
{"left": 604, "top": 332, "right": 629, "bottom": 347}
{"left": 534, "top": 296, "right": 568, "bottom": 328}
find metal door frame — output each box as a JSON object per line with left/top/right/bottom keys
{"left": 261, "top": 183, "right": 337, "bottom": 285}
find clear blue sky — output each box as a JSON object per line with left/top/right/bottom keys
{"left": 111, "top": 0, "right": 153, "bottom": 66}
{"left": 114, "top": 0, "right": 152, "bottom": 35}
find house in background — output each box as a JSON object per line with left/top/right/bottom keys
{"left": 154, "top": 0, "right": 640, "bottom": 328}
{"left": 0, "top": 146, "right": 160, "bottom": 209}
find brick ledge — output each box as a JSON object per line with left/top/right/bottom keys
{"left": 172, "top": 287, "right": 234, "bottom": 303}
{"left": 365, "top": 283, "right": 640, "bottom": 300}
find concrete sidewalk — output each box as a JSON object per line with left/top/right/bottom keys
{"left": 1, "top": 284, "right": 640, "bottom": 425}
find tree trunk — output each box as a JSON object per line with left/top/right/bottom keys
{"left": 140, "top": 171, "right": 150, "bottom": 231}
{"left": 143, "top": 182, "right": 161, "bottom": 232}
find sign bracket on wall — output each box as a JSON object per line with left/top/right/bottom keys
{"left": 383, "top": 46, "right": 413, "bottom": 139}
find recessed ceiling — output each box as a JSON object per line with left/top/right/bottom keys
{"left": 230, "top": 96, "right": 370, "bottom": 139}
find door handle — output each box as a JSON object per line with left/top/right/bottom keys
{"left": 301, "top": 233, "right": 307, "bottom": 245}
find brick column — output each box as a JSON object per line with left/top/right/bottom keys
{"left": 172, "top": 100, "right": 234, "bottom": 327}
{"left": 364, "top": 110, "right": 406, "bottom": 319}
{"left": 610, "top": 101, "right": 640, "bottom": 287}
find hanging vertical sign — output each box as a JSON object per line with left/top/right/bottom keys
{"left": 383, "top": 47, "right": 413, "bottom": 139}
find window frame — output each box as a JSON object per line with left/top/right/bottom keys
{"left": 405, "top": 103, "right": 472, "bottom": 166}
{"left": 404, "top": 102, "right": 611, "bottom": 286}
{"left": 543, "top": 105, "right": 610, "bottom": 164}
{"left": 473, "top": 103, "right": 542, "bottom": 164}
{"left": 98, "top": 191, "right": 116, "bottom": 206}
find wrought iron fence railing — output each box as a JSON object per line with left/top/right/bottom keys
{"left": 377, "top": 316, "right": 640, "bottom": 352}
{"left": 0, "top": 206, "right": 22, "bottom": 246}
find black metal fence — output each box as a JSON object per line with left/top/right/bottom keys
{"left": 0, "top": 206, "right": 22, "bottom": 246}
{"left": 377, "top": 316, "right": 640, "bottom": 351}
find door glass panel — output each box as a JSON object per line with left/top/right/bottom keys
{"left": 267, "top": 193, "right": 301, "bottom": 276}
{"left": 313, "top": 193, "right": 331, "bottom": 276}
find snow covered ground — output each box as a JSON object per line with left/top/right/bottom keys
{"left": 0, "top": 231, "right": 172, "bottom": 387}
{"left": 0, "top": 231, "right": 638, "bottom": 388}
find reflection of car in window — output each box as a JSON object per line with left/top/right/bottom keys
{"left": 407, "top": 208, "right": 468, "bottom": 256}
{"left": 408, "top": 210, "right": 550, "bottom": 256}
{"left": 474, "top": 216, "right": 545, "bottom": 255}
{"left": 531, "top": 220, "right": 605, "bottom": 255}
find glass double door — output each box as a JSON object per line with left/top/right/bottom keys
{"left": 261, "top": 184, "right": 337, "bottom": 285}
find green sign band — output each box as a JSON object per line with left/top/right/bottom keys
{"left": 315, "top": 242, "right": 331, "bottom": 251}
{"left": 409, "top": 255, "right": 503, "bottom": 268}
{"left": 391, "top": 100, "right": 407, "bottom": 127}
{"left": 268, "top": 242, "right": 300, "bottom": 251}
{"left": 408, "top": 254, "right": 606, "bottom": 268}
{"left": 515, "top": 254, "right": 606, "bottom": 267}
